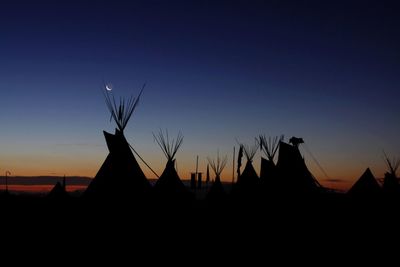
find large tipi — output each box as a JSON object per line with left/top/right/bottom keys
{"left": 84, "top": 85, "right": 151, "bottom": 200}
{"left": 276, "top": 138, "right": 323, "bottom": 194}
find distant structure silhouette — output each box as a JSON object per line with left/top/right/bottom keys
{"left": 190, "top": 173, "right": 196, "bottom": 190}
{"left": 84, "top": 85, "right": 151, "bottom": 200}
{"left": 48, "top": 176, "right": 69, "bottom": 199}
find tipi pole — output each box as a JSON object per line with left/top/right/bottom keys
{"left": 128, "top": 143, "right": 160, "bottom": 178}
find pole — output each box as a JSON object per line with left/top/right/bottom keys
{"left": 195, "top": 155, "right": 199, "bottom": 190}
{"left": 232, "top": 146, "right": 235, "bottom": 184}
{"left": 195, "top": 155, "right": 199, "bottom": 176}
{"left": 128, "top": 143, "right": 159, "bottom": 178}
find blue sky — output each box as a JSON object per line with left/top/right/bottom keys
{"left": 0, "top": 1, "right": 399, "bottom": 189}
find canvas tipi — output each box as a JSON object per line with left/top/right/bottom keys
{"left": 84, "top": 85, "right": 151, "bottom": 200}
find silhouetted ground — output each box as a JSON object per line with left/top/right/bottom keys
{"left": 0, "top": 191, "right": 396, "bottom": 264}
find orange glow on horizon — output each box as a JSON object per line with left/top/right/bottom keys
{"left": 0, "top": 185, "right": 88, "bottom": 193}
{"left": 0, "top": 151, "right": 388, "bottom": 193}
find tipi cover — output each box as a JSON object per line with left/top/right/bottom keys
{"left": 276, "top": 141, "right": 323, "bottom": 193}
{"left": 348, "top": 168, "right": 381, "bottom": 196}
{"left": 84, "top": 129, "right": 151, "bottom": 199}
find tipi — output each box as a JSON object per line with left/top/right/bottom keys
{"left": 153, "top": 130, "right": 191, "bottom": 201}
{"left": 237, "top": 143, "right": 260, "bottom": 187}
{"left": 259, "top": 135, "right": 282, "bottom": 183}
{"left": 348, "top": 168, "right": 381, "bottom": 196}
{"left": 276, "top": 138, "right": 323, "bottom": 194}
{"left": 232, "top": 143, "right": 260, "bottom": 198}
{"left": 382, "top": 152, "right": 399, "bottom": 195}
{"left": 206, "top": 152, "right": 227, "bottom": 201}
{"left": 84, "top": 85, "right": 151, "bottom": 200}
{"left": 47, "top": 176, "right": 69, "bottom": 199}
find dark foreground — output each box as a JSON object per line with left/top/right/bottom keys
{"left": 0, "top": 193, "right": 398, "bottom": 264}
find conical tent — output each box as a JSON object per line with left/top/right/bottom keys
{"left": 153, "top": 130, "right": 191, "bottom": 201}
{"left": 276, "top": 141, "right": 323, "bottom": 193}
{"left": 258, "top": 135, "right": 281, "bottom": 182}
{"left": 237, "top": 144, "right": 259, "bottom": 187}
{"left": 84, "top": 85, "right": 151, "bottom": 200}
{"left": 382, "top": 152, "right": 399, "bottom": 195}
{"left": 232, "top": 143, "right": 260, "bottom": 198}
{"left": 85, "top": 129, "right": 151, "bottom": 199}
{"left": 48, "top": 181, "right": 68, "bottom": 199}
{"left": 260, "top": 157, "right": 276, "bottom": 181}
{"left": 155, "top": 159, "right": 187, "bottom": 195}
{"left": 206, "top": 153, "right": 227, "bottom": 201}
{"left": 239, "top": 161, "right": 259, "bottom": 186}
{"left": 348, "top": 168, "right": 381, "bottom": 196}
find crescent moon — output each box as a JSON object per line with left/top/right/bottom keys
{"left": 105, "top": 85, "right": 112, "bottom": 91}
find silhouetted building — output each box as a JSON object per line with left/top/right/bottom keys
{"left": 197, "top": 173, "right": 202, "bottom": 189}
{"left": 190, "top": 173, "right": 196, "bottom": 190}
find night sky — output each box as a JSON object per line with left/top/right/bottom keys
{"left": 1, "top": 0, "right": 399, "bottom": 190}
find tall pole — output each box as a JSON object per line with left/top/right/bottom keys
{"left": 195, "top": 155, "right": 199, "bottom": 192}
{"left": 195, "top": 156, "right": 199, "bottom": 178}
{"left": 232, "top": 146, "right": 235, "bottom": 184}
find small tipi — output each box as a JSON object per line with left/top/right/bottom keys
{"left": 48, "top": 176, "right": 69, "bottom": 199}
{"left": 84, "top": 85, "right": 151, "bottom": 200}
{"left": 382, "top": 153, "right": 399, "bottom": 195}
{"left": 259, "top": 135, "right": 282, "bottom": 182}
{"left": 237, "top": 143, "right": 260, "bottom": 187}
{"left": 348, "top": 168, "right": 381, "bottom": 196}
{"left": 206, "top": 152, "right": 227, "bottom": 201}
{"left": 232, "top": 143, "right": 260, "bottom": 198}
{"left": 153, "top": 130, "right": 191, "bottom": 201}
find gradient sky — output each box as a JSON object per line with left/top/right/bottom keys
{"left": 1, "top": 0, "right": 399, "bottom": 190}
